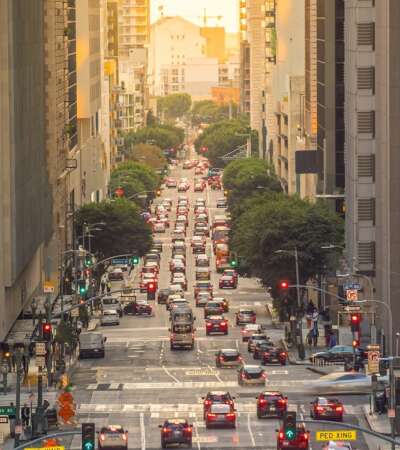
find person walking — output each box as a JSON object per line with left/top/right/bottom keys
{"left": 312, "top": 327, "right": 319, "bottom": 347}
{"left": 328, "top": 331, "right": 337, "bottom": 349}
{"left": 106, "top": 281, "right": 111, "bottom": 294}
{"left": 100, "top": 279, "right": 106, "bottom": 295}
{"left": 21, "top": 404, "right": 30, "bottom": 428}
{"left": 306, "top": 330, "right": 313, "bottom": 349}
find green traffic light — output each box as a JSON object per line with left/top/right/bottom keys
{"left": 229, "top": 260, "right": 237, "bottom": 268}
{"left": 131, "top": 256, "right": 139, "bottom": 265}
{"left": 83, "top": 442, "right": 94, "bottom": 450}
{"left": 285, "top": 429, "right": 296, "bottom": 441}
{"left": 84, "top": 257, "right": 93, "bottom": 267}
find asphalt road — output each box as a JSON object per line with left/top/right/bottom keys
{"left": 66, "top": 159, "right": 373, "bottom": 450}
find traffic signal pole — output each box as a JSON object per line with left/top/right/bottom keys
{"left": 294, "top": 247, "right": 305, "bottom": 360}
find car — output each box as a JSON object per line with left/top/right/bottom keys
{"left": 219, "top": 275, "right": 236, "bottom": 289}
{"left": 236, "top": 308, "right": 256, "bottom": 325}
{"left": 322, "top": 442, "right": 353, "bottom": 450}
{"left": 108, "top": 268, "right": 124, "bottom": 281}
{"left": 124, "top": 299, "right": 153, "bottom": 316}
{"left": 277, "top": 425, "right": 310, "bottom": 450}
{"left": 166, "top": 294, "right": 185, "bottom": 310}
{"left": 194, "top": 182, "right": 205, "bottom": 192}
{"left": 178, "top": 183, "right": 189, "bottom": 192}
{"left": 195, "top": 291, "right": 213, "bottom": 307}
{"left": 216, "top": 198, "right": 227, "bottom": 208}
{"left": 204, "top": 300, "right": 225, "bottom": 318}
{"left": 183, "top": 160, "right": 192, "bottom": 169}
{"left": 310, "top": 345, "right": 364, "bottom": 364}
{"left": 206, "top": 315, "right": 228, "bottom": 335}
{"left": 101, "top": 309, "right": 120, "bottom": 326}
{"left": 153, "top": 239, "right": 163, "bottom": 252}
{"left": 192, "top": 244, "right": 206, "bottom": 255}
{"left": 171, "top": 265, "right": 186, "bottom": 277}
{"left": 222, "top": 269, "right": 238, "bottom": 283}
{"left": 157, "top": 288, "right": 171, "bottom": 305}
{"left": 144, "top": 253, "right": 161, "bottom": 265}
{"left": 215, "top": 349, "right": 242, "bottom": 368}
{"left": 310, "top": 397, "right": 344, "bottom": 421}
{"left": 205, "top": 403, "right": 236, "bottom": 429}
{"left": 159, "top": 418, "right": 192, "bottom": 449}
{"left": 202, "top": 391, "right": 235, "bottom": 418}
{"left": 140, "top": 277, "right": 157, "bottom": 293}
{"left": 261, "top": 347, "right": 288, "bottom": 365}
{"left": 171, "top": 274, "right": 187, "bottom": 291}
{"left": 172, "top": 231, "right": 186, "bottom": 242}
{"left": 101, "top": 297, "right": 123, "bottom": 317}
{"left": 256, "top": 391, "right": 287, "bottom": 418}
{"left": 194, "top": 281, "right": 213, "bottom": 297}
{"left": 253, "top": 341, "right": 275, "bottom": 360}
{"left": 216, "top": 257, "right": 231, "bottom": 273}
{"left": 141, "top": 266, "right": 159, "bottom": 277}
{"left": 241, "top": 324, "right": 263, "bottom": 342}
{"left": 191, "top": 236, "right": 205, "bottom": 247}
{"left": 169, "top": 298, "right": 190, "bottom": 311}
{"left": 195, "top": 224, "right": 209, "bottom": 237}
{"left": 166, "top": 178, "right": 177, "bottom": 188}
{"left": 98, "top": 425, "right": 128, "bottom": 450}
{"left": 238, "top": 365, "right": 267, "bottom": 385}
{"left": 195, "top": 267, "right": 210, "bottom": 281}
{"left": 213, "top": 296, "right": 229, "bottom": 312}
{"left": 195, "top": 254, "right": 209, "bottom": 267}
{"left": 310, "top": 372, "right": 377, "bottom": 394}
{"left": 247, "top": 334, "right": 269, "bottom": 352}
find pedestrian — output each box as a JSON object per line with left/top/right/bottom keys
{"left": 312, "top": 327, "right": 319, "bottom": 347}
{"left": 11, "top": 352, "right": 16, "bottom": 372}
{"left": 306, "top": 330, "right": 313, "bottom": 349}
{"left": 328, "top": 331, "right": 337, "bottom": 348}
{"left": 106, "top": 281, "right": 111, "bottom": 294}
{"left": 100, "top": 279, "right": 106, "bottom": 295}
{"left": 21, "top": 404, "right": 30, "bottom": 427}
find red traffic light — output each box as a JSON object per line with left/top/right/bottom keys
{"left": 352, "top": 339, "right": 360, "bottom": 348}
{"left": 43, "top": 323, "right": 52, "bottom": 333}
{"left": 279, "top": 280, "right": 289, "bottom": 289}
{"left": 147, "top": 283, "right": 156, "bottom": 292}
{"left": 350, "top": 313, "right": 361, "bottom": 325}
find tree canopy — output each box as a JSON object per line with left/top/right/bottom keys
{"left": 194, "top": 118, "right": 258, "bottom": 167}
{"left": 123, "top": 125, "right": 183, "bottom": 152}
{"left": 75, "top": 199, "right": 152, "bottom": 259}
{"left": 191, "top": 100, "right": 238, "bottom": 125}
{"left": 158, "top": 93, "right": 192, "bottom": 120}
{"left": 127, "top": 143, "right": 167, "bottom": 170}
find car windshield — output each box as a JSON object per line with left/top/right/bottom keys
{"left": 240, "top": 310, "right": 254, "bottom": 315}
{"left": 103, "top": 298, "right": 118, "bottom": 305}
{"left": 245, "top": 366, "right": 263, "bottom": 374}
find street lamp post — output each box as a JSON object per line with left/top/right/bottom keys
{"left": 275, "top": 248, "right": 305, "bottom": 360}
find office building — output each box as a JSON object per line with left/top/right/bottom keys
{"left": 118, "top": 0, "right": 150, "bottom": 58}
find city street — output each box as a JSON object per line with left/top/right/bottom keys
{"left": 65, "top": 161, "right": 373, "bottom": 449}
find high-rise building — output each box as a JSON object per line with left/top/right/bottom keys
{"left": 239, "top": 0, "right": 250, "bottom": 114}
{"left": 316, "top": 0, "right": 345, "bottom": 209}
{"left": 0, "top": 1, "right": 53, "bottom": 338}
{"left": 118, "top": 0, "right": 150, "bottom": 58}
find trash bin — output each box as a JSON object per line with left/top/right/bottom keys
{"left": 373, "top": 385, "right": 387, "bottom": 414}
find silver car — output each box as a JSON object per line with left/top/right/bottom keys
{"left": 238, "top": 365, "right": 267, "bottom": 385}
{"left": 309, "top": 372, "right": 385, "bottom": 394}
{"left": 98, "top": 425, "right": 128, "bottom": 450}
{"left": 101, "top": 309, "right": 120, "bottom": 326}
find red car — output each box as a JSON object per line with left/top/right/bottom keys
{"left": 205, "top": 403, "right": 236, "bottom": 429}
{"left": 166, "top": 178, "right": 177, "bottom": 188}
{"left": 206, "top": 315, "right": 228, "bottom": 335}
{"left": 222, "top": 269, "right": 238, "bottom": 283}
{"left": 202, "top": 391, "right": 235, "bottom": 419}
{"left": 310, "top": 397, "right": 344, "bottom": 421}
{"left": 277, "top": 426, "right": 310, "bottom": 450}
{"left": 219, "top": 275, "right": 236, "bottom": 289}
{"left": 256, "top": 391, "right": 287, "bottom": 418}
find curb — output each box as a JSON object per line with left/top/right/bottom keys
{"left": 362, "top": 405, "right": 392, "bottom": 436}
{"left": 306, "top": 366, "right": 328, "bottom": 376}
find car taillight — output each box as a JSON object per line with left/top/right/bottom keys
{"left": 205, "top": 400, "right": 211, "bottom": 406}
{"left": 302, "top": 433, "right": 309, "bottom": 441}
{"left": 186, "top": 427, "right": 192, "bottom": 433}
{"left": 206, "top": 322, "right": 212, "bottom": 327}
{"left": 162, "top": 427, "right": 169, "bottom": 433}
{"left": 316, "top": 406, "right": 324, "bottom": 412}
{"left": 336, "top": 406, "right": 343, "bottom": 412}
{"left": 171, "top": 333, "right": 176, "bottom": 339}
{"left": 100, "top": 434, "right": 105, "bottom": 442}
{"left": 278, "top": 399, "right": 287, "bottom": 405}
{"left": 262, "top": 372, "right": 267, "bottom": 378}
{"left": 220, "top": 321, "right": 227, "bottom": 326}
{"left": 263, "top": 352, "right": 270, "bottom": 357}
{"left": 280, "top": 352, "right": 287, "bottom": 357}
{"left": 278, "top": 432, "right": 284, "bottom": 440}
{"left": 259, "top": 398, "right": 267, "bottom": 406}
{"left": 226, "top": 413, "right": 235, "bottom": 419}
{"left": 242, "top": 373, "right": 247, "bottom": 379}
{"left": 219, "top": 356, "right": 224, "bottom": 361}
{"left": 207, "top": 413, "right": 216, "bottom": 418}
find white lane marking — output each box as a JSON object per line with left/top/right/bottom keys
{"left": 235, "top": 339, "right": 239, "bottom": 351}
{"left": 207, "top": 365, "right": 223, "bottom": 382}
{"left": 269, "top": 370, "right": 289, "bottom": 375}
{"left": 196, "top": 340, "right": 203, "bottom": 354}
{"left": 121, "top": 381, "right": 238, "bottom": 390}
{"left": 151, "top": 412, "right": 159, "bottom": 418}
{"left": 109, "top": 383, "right": 121, "bottom": 389}
{"left": 140, "top": 412, "right": 146, "bottom": 450}
{"left": 247, "top": 412, "right": 256, "bottom": 447}
{"left": 194, "top": 421, "right": 202, "bottom": 450}
{"left": 162, "top": 365, "right": 180, "bottom": 383}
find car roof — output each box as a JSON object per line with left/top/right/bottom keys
{"left": 208, "top": 391, "right": 230, "bottom": 396}
{"left": 263, "top": 391, "right": 283, "bottom": 396}
{"left": 243, "top": 364, "right": 263, "bottom": 371}
{"left": 221, "top": 349, "right": 239, "bottom": 354}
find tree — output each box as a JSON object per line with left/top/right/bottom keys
{"left": 127, "top": 143, "right": 167, "bottom": 170}
{"left": 222, "top": 158, "right": 282, "bottom": 211}
{"left": 146, "top": 110, "right": 157, "bottom": 127}
{"left": 75, "top": 199, "right": 152, "bottom": 259}
{"left": 158, "top": 93, "right": 192, "bottom": 120}
{"left": 123, "top": 126, "right": 183, "bottom": 151}
{"left": 109, "top": 161, "right": 160, "bottom": 203}
{"left": 194, "top": 118, "right": 256, "bottom": 167}
{"left": 230, "top": 193, "right": 343, "bottom": 316}
{"left": 191, "top": 100, "right": 238, "bottom": 125}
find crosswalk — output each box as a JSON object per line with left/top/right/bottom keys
{"left": 77, "top": 401, "right": 360, "bottom": 416}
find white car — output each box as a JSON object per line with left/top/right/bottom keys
{"left": 310, "top": 372, "right": 387, "bottom": 394}
{"left": 241, "top": 324, "right": 262, "bottom": 342}
{"left": 153, "top": 222, "right": 166, "bottom": 233}
{"left": 101, "top": 309, "right": 120, "bottom": 326}
{"left": 322, "top": 442, "right": 352, "bottom": 450}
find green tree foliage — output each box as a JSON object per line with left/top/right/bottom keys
{"left": 222, "top": 158, "right": 282, "bottom": 211}
{"left": 158, "top": 93, "right": 192, "bottom": 120}
{"left": 123, "top": 125, "right": 183, "bottom": 151}
{"left": 75, "top": 199, "right": 152, "bottom": 259}
{"left": 55, "top": 320, "right": 77, "bottom": 346}
{"left": 194, "top": 118, "right": 258, "bottom": 167}
{"left": 127, "top": 143, "right": 167, "bottom": 170}
{"left": 109, "top": 161, "right": 160, "bottom": 203}
{"left": 230, "top": 193, "right": 343, "bottom": 310}
{"left": 146, "top": 110, "right": 157, "bottom": 127}
{"left": 191, "top": 100, "right": 238, "bottom": 125}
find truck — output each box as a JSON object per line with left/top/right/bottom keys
{"left": 169, "top": 306, "right": 196, "bottom": 350}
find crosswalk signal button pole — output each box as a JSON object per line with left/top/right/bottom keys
{"left": 283, "top": 411, "right": 297, "bottom": 441}
{"left": 82, "top": 422, "right": 95, "bottom": 450}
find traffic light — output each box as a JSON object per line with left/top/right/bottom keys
{"left": 84, "top": 256, "right": 93, "bottom": 268}
{"left": 131, "top": 255, "right": 140, "bottom": 265}
{"left": 78, "top": 279, "right": 87, "bottom": 296}
{"left": 350, "top": 313, "right": 361, "bottom": 332}
{"left": 81, "top": 422, "right": 95, "bottom": 450}
{"left": 147, "top": 282, "right": 156, "bottom": 301}
{"left": 156, "top": 189, "right": 162, "bottom": 197}
{"left": 229, "top": 259, "right": 238, "bottom": 268}
{"left": 283, "top": 411, "right": 297, "bottom": 441}
{"left": 279, "top": 280, "right": 289, "bottom": 290}
{"left": 229, "top": 252, "right": 238, "bottom": 268}
{"left": 42, "top": 323, "right": 52, "bottom": 341}
{"left": 352, "top": 339, "right": 360, "bottom": 348}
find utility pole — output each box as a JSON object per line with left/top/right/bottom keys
{"left": 294, "top": 247, "right": 305, "bottom": 359}
{"left": 37, "top": 314, "right": 43, "bottom": 410}
{"left": 14, "top": 347, "right": 24, "bottom": 448}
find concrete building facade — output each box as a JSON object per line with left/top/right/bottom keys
{"left": 0, "top": 0, "right": 53, "bottom": 339}
{"left": 118, "top": 0, "right": 150, "bottom": 58}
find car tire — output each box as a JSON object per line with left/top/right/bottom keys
{"left": 224, "top": 331, "right": 228, "bottom": 335}
{"left": 187, "top": 439, "right": 192, "bottom": 448}
{"left": 161, "top": 441, "right": 167, "bottom": 449}
{"left": 257, "top": 410, "right": 262, "bottom": 419}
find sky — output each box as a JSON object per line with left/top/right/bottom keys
{"left": 150, "top": 0, "right": 239, "bottom": 32}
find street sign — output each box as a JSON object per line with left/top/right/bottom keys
{"left": 367, "top": 350, "right": 380, "bottom": 374}
{"left": 316, "top": 430, "right": 357, "bottom": 441}
{"left": 344, "top": 305, "right": 361, "bottom": 312}
{"left": 44, "top": 282, "right": 55, "bottom": 294}
{"left": 35, "top": 342, "right": 47, "bottom": 356}
{"left": 388, "top": 408, "right": 396, "bottom": 418}
{"left": 346, "top": 289, "right": 358, "bottom": 301}
{"left": 71, "top": 307, "right": 79, "bottom": 317}
{"left": 0, "top": 406, "right": 16, "bottom": 416}
{"left": 111, "top": 257, "right": 129, "bottom": 265}
{"left": 344, "top": 283, "right": 361, "bottom": 291}
{"left": 35, "top": 356, "right": 46, "bottom": 367}
{"left": 26, "top": 447, "right": 64, "bottom": 450}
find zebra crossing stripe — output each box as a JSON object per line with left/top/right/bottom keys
{"left": 85, "top": 380, "right": 239, "bottom": 390}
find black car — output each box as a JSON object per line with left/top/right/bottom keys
{"left": 123, "top": 299, "right": 153, "bottom": 316}
{"left": 159, "top": 419, "right": 192, "bottom": 449}
{"left": 247, "top": 334, "right": 269, "bottom": 352}
{"left": 310, "top": 345, "right": 365, "bottom": 364}
{"left": 256, "top": 391, "right": 288, "bottom": 418}
{"left": 253, "top": 341, "right": 275, "bottom": 360}
{"left": 261, "top": 347, "right": 288, "bottom": 366}
{"left": 157, "top": 288, "right": 171, "bottom": 304}
{"left": 215, "top": 349, "right": 242, "bottom": 368}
